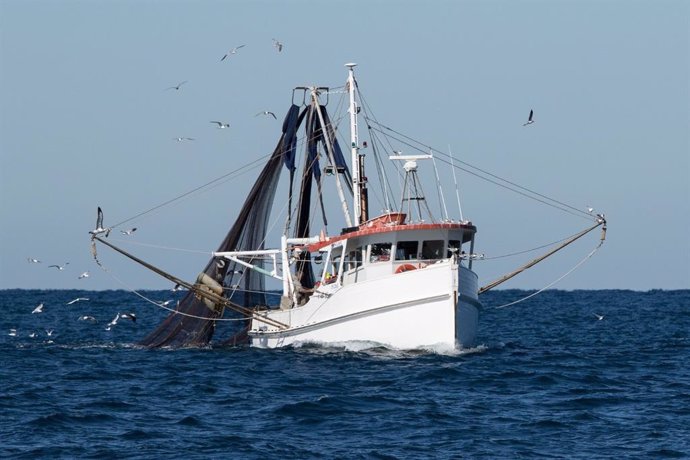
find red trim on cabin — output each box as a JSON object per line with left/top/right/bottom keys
{"left": 306, "top": 221, "right": 476, "bottom": 252}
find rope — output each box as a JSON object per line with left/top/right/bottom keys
{"left": 365, "top": 120, "right": 593, "bottom": 221}
{"left": 105, "top": 238, "right": 213, "bottom": 255}
{"left": 92, "top": 236, "right": 288, "bottom": 329}
{"left": 111, "top": 154, "right": 269, "bottom": 229}
{"left": 490, "top": 237, "right": 605, "bottom": 310}
{"left": 93, "top": 241, "right": 279, "bottom": 322}
{"left": 482, "top": 228, "right": 593, "bottom": 260}
{"left": 96, "top": 264, "right": 249, "bottom": 322}
{"left": 478, "top": 221, "right": 604, "bottom": 294}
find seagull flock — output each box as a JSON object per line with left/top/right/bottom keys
{"left": 165, "top": 39, "right": 283, "bottom": 143}
{"left": 17, "top": 207, "right": 170, "bottom": 340}
{"left": 29, "top": 207, "right": 139, "bottom": 285}
{"left": 12, "top": 40, "right": 289, "bottom": 342}
{"left": 9, "top": 295, "right": 149, "bottom": 340}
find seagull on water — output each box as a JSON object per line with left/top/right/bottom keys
{"left": 29, "top": 332, "right": 37, "bottom": 338}
{"left": 78, "top": 271, "right": 90, "bottom": 279}
{"left": 32, "top": 303, "right": 44, "bottom": 314}
{"left": 272, "top": 38, "right": 283, "bottom": 52}
{"left": 67, "top": 297, "right": 89, "bottom": 305}
{"left": 220, "top": 45, "right": 245, "bottom": 61}
{"left": 174, "top": 137, "right": 195, "bottom": 142}
{"left": 9, "top": 329, "right": 17, "bottom": 337}
{"left": 158, "top": 300, "right": 174, "bottom": 306}
{"left": 165, "top": 80, "right": 188, "bottom": 91}
{"left": 27, "top": 257, "right": 41, "bottom": 263}
{"left": 523, "top": 109, "right": 535, "bottom": 126}
{"left": 48, "top": 263, "right": 69, "bottom": 271}
{"left": 120, "top": 228, "right": 137, "bottom": 235}
{"left": 79, "top": 315, "right": 96, "bottom": 322}
{"left": 255, "top": 111, "right": 277, "bottom": 119}
{"left": 89, "top": 207, "right": 111, "bottom": 238}
{"left": 593, "top": 313, "right": 605, "bottom": 321}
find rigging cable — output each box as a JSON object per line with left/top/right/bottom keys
{"left": 478, "top": 219, "right": 606, "bottom": 294}
{"left": 365, "top": 119, "right": 593, "bottom": 220}
{"left": 483, "top": 227, "right": 598, "bottom": 260}
{"left": 111, "top": 154, "right": 271, "bottom": 229}
{"left": 490, "top": 231, "right": 606, "bottom": 310}
{"left": 90, "top": 241, "right": 251, "bottom": 322}
{"left": 92, "top": 236, "right": 288, "bottom": 328}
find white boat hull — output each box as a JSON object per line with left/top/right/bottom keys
{"left": 249, "top": 261, "right": 480, "bottom": 350}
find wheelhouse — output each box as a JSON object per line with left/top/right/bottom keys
{"left": 306, "top": 215, "right": 477, "bottom": 287}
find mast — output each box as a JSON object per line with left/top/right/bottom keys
{"left": 346, "top": 63, "right": 367, "bottom": 226}
{"left": 311, "top": 89, "right": 352, "bottom": 228}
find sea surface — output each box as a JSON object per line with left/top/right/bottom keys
{"left": 1, "top": 289, "right": 688, "bottom": 459}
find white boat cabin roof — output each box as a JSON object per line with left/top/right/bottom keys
{"left": 306, "top": 212, "right": 476, "bottom": 255}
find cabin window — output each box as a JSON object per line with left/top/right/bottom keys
{"left": 448, "top": 240, "right": 461, "bottom": 258}
{"left": 396, "top": 241, "right": 419, "bottom": 260}
{"left": 369, "top": 242, "right": 392, "bottom": 263}
{"left": 346, "top": 247, "right": 363, "bottom": 271}
{"left": 421, "top": 240, "right": 444, "bottom": 260}
{"left": 322, "top": 255, "right": 340, "bottom": 284}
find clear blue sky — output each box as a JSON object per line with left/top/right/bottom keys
{"left": 1, "top": 0, "right": 688, "bottom": 291}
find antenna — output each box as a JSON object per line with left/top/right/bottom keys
{"left": 430, "top": 150, "right": 449, "bottom": 221}
{"left": 448, "top": 145, "right": 464, "bottom": 222}
{"left": 389, "top": 154, "right": 435, "bottom": 222}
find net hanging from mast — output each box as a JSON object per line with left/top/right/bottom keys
{"left": 139, "top": 105, "right": 307, "bottom": 348}
{"left": 139, "top": 100, "right": 349, "bottom": 348}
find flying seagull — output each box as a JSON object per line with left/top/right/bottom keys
{"left": 48, "top": 263, "right": 69, "bottom": 271}
{"left": 67, "top": 297, "right": 89, "bottom": 305}
{"left": 158, "top": 300, "right": 174, "bottom": 306}
{"left": 220, "top": 45, "right": 245, "bottom": 61}
{"left": 89, "top": 207, "right": 111, "bottom": 238}
{"left": 523, "top": 109, "right": 535, "bottom": 126}
{"left": 105, "top": 313, "right": 119, "bottom": 331}
{"left": 165, "top": 80, "right": 188, "bottom": 91}
{"left": 210, "top": 121, "right": 230, "bottom": 129}
{"left": 78, "top": 271, "right": 90, "bottom": 279}
{"left": 8, "top": 329, "right": 17, "bottom": 337}
{"left": 174, "top": 137, "right": 195, "bottom": 142}
{"left": 272, "top": 38, "right": 283, "bottom": 52}
{"left": 78, "top": 315, "right": 96, "bottom": 322}
{"left": 255, "top": 111, "right": 277, "bottom": 119}
{"left": 27, "top": 257, "right": 41, "bottom": 263}
{"left": 593, "top": 313, "right": 604, "bottom": 321}
{"left": 45, "top": 329, "right": 54, "bottom": 337}
{"left": 32, "top": 303, "right": 44, "bottom": 314}
{"left": 120, "top": 228, "right": 137, "bottom": 235}
{"left": 120, "top": 313, "right": 137, "bottom": 322}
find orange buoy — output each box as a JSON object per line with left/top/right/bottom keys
{"left": 395, "top": 263, "right": 417, "bottom": 274}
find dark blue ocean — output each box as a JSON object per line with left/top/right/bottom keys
{"left": 1, "top": 289, "right": 688, "bottom": 459}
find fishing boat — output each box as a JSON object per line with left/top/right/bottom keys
{"left": 92, "top": 63, "right": 606, "bottom": 349}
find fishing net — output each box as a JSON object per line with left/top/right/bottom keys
{"left": 139, "top": 102, "right": 349, "bottom": 347}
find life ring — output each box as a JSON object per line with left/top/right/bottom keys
{"left": 395, "top": 263, "right": 418, "bottom": 274}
